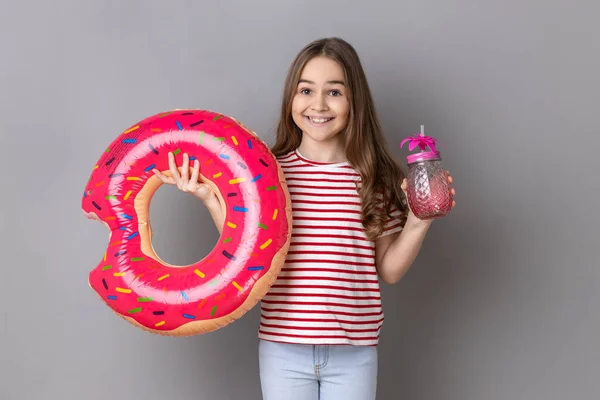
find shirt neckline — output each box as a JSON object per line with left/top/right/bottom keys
{"left": 294, "top": 149, "right": 350, "bottom": 168}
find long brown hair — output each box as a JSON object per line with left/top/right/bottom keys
{"left": 272, "top": 37, "right": 408, "bottom": 240}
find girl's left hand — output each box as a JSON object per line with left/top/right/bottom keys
{"left": 400, "top": 170, "right": 457, "bottom": 224}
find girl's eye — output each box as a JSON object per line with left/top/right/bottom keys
{"left": 329, "top": 90, "right": 342, "bottom": 96}
{"left": 300, "top": 88, "right": 311, "bottom": 95}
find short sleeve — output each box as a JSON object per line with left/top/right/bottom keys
{"left": 379, "top": 205, "right": 405, "bottom": 238}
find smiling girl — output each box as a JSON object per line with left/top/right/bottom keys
{"left": 154, "top": 37, "right": 456, "bottom": 400}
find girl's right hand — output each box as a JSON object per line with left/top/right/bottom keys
{"left": 152, "top": 152, "right": 225, "bottom": 232}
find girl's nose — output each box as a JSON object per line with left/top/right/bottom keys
{"left": 310, "top": 94, "right": 329, "bottom": 111}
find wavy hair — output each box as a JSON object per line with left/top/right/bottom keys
{"left": 271, "top": 37, "right": 408, "bottom": 240}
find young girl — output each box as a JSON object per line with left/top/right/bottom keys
{"left": 154, "top": 37, "right": 456, "bottom": 400}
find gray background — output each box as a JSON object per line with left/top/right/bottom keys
{"left": 1, "top": 0, "right": 598, "bottom": 399}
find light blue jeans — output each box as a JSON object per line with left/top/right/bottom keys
{"left": 258, "top": 339, "right": 378, "bottom": 400}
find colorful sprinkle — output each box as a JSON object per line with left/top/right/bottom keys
{"left": 233, "top": 206, "right": 248, "bottom": 212}
{"left": 102, "top": 265, "right": 112, "bottom": 271}
{"left": 204, "top": 158, "right": 213, "bottom": 166}
{"left": 237, "top": 161, "right": 247, "bottom": 169}
{"left": 213, "top": 137, "right": 225, "bottom": 141}
{"left": 266, "top": 186, "right": 277, "bottom": 191}
{"left": 272, "top": 209, "right": 278, "bottom": 220}
{"left": 116, "top": 287, "right": 131, "bottom": 294}
{"left": 227, "top": 192, "right": 237, "bottom": 197}
{"left": 105, "top": 157, "right": 115, "bottom": 166}
{"left": 197, "top": 299, "right": 207, "bottom": 309}
{"left": 127, "top": 177, "right": 140, "bottom": 181}
{"left": 122, "top": 138, "right": 137, "bottom": 144}
{"left": 176, "top": 121, "right": 183, "bottom": 130}
{"left": 107, "top": 295, "right": 117, "bottom": 300}
{"left": 173, "top": 148, "right": 181, "bottom": 156}
{"left": 92, "top": 201, "right": 101, "bottom": 210}
{"left": 227, "top": 221, "right": 237, "bottom": 228}
{"left": 191, "top": 120, "right": 204, "bottom": 127}
{"left": 128, "top": 307, "right": 142, "bottom": 314}
{"left": 95, "top": 180, "right": 105, "bottom": 187}
{"left": 114, "top": 250, "right": 127, "bottom": 257}
{"left": 213, "top": 115, "right": 223, "bottom": 121}
{"left": 105, "top": 195, "right": 117, "bottom": 200}
{"left": 248, "top": 266, "right": 264, "bottom": 271}
{"left": 130, "top": 257, "right": 144, "bottom": 262}
{"left": 223, "top": 237, "right": 232, "bottom": 243}
{"left": 144, "top": 164, "right": 156, "bottom": 172}
{"left": 126, "top": 232, "right": 139, "bottom": 240}
{"left": 252, "top": 174, "right": 262, "bottom": 182}
{"left": 211, "top": 306, "right": 218, "bottom": 316}
{"left": 231, "top": 136, "right": 238, "bottom": 145}
{"left": 259, "top": 158, "right": 268, "bottom": 167}
{"left": 138, "top": 297, "right": 153, "bottom": 302}
{"left": 222, "top": 250, "right": 236, "bottom": 260}
{"left": 123, "top": 125, "right": 139, "bottom": 134}
{"left": 213, "top": 172, "right": 222, "bottom": 178}
{"left": 230, "top": 177, "right": 246, "bottom": 185}
{"left": 260, "top": 239, "right": 273, "bottom": 250}
{"left": 124, "top": 190, "right": 132, "bottom": 200}
{"left": 232, "top": 281, "right": 242, "bottom": 291}
{"left": 102, "top": 279, "right": 108, "bottom": 289}
{"left": 157, "top": 274, "right": 170, "bottom": 281}
{"left": 148, "top": 143, "right": 159, "bottom": 155}
{"left": 183, "top": 314, "right": 195, "bottom": 319}
{"left": 153, "top": 311, "right": 165, "bottom": 315}
{"left": 247, "top": 140, "right": 252, "bottom": 149}
{"left": 194, "top": 269, "right": 205, "bottom": 278}
{"left": 109, "top": 173, "right": 122, "bottom": 178}
{"left": 258, "top": 222, "right": 268, "bottom": 230}
{"left": 151, "top": 128, "right": 162, "bottom": 132}
{"left": 181, "top": 291, "right": 189, "bottom": 301}
{"left": 155, "top": 321, "right": 166, "bottom": 327}
{"left": 121, "top": 213, "right": 133, "bottom": 220}
{"left": 219, "top": 154, "right": 230, "bottom": 160}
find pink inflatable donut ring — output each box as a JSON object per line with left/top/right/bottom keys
{"left": 81, "top": 109, "right": 292, "bottom": 336}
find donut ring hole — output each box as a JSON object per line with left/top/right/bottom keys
{"left": 135, "top": 168, "right": 226, "bottom": 269}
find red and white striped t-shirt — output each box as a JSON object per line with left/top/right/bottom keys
{"left": 258, "top": 150, "right": 404, "bottom": 346}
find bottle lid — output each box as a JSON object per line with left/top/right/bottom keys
{"left": 407, "top": 150, "right": 440, "bottom": 164}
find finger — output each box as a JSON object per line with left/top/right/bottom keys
{"left": 190, "top": 159, "right": 200, "bottom": 184}
{"left": 400, "top": 178, "right": 408, "bottom": 191}
{"left": 167, "top": 152, "right": 181, "bottom": 184}
{"left": 447, "top": 175, "right": 453, "bottom": 184}
{"left": 451, "top": 188, "right": 456, "bottom": 195}
{"left": 181, "top": 153, "right": 190, "bottom": 183}
{"left": 452, "top": 200, "right": 456, "bottom": 208}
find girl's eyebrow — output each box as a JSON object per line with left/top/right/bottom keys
{"left": 298, "top": 79, "right": 345, "bottom": 86}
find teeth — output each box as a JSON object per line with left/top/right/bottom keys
{"left": 310, "top": 117, "right": 332, "bottom": 123}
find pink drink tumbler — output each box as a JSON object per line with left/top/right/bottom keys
{"left": 400, "top": 127, "right": 453, "bottom": 220}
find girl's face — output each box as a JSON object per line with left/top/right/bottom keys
{"left": 291, "top": 56, "right": 350, "bottom": 144}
